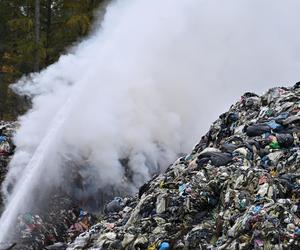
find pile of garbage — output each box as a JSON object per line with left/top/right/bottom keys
{"left": 5, "top": 193, "right": 96, "bottom": 250}
{"left": 0, "top": 121, "right": 116, "bottom": 250}
{"left": 66, "top": 83, "right": 300, "bottom": 250}
{"left": 0, "top": 121, "right": 17, "bottom": 210}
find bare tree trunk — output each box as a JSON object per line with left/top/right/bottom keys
{"left": 45, "top": 0, "right": 52, "bottom": 65}
{"left": 34, "top": 0, "right": 40, "bottom": 72}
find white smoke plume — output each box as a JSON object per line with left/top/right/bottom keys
{"left": 1, "top": 0, "right": 300, "bottom": 240}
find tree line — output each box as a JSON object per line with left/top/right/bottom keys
{"left": 0, "top": 0, "right": 107, "bottom": 120}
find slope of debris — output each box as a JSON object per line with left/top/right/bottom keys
{"left": 0, "top": 121, "right": 17, "bottom": 211}
{"left": 66, "top": 83, "right": 300, "bottom": 250}
{"left": 0, "top": 123, "right": 91, "bottom": 250}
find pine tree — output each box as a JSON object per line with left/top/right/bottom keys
{"left": 34, "top": 0, "right": 41, "bottom": 72}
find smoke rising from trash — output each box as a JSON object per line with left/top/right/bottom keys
{"left": 1, "top": 0, "right": 300, "bottom": 241}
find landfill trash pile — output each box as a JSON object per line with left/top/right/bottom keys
{"left": 66, "top": 83, "right": 300, "bottom": 250}
{"left": 0, "top": 123, "right": 120, "bottom": 250}
{"left": 0, "top": 121, "right": 17, "bottom": 211}
{"left": 5, "top": 193, "right": 96, "bottom": 250}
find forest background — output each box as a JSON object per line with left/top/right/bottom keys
{"left": 0, "top": 0, "right": 107, "bottom": 119}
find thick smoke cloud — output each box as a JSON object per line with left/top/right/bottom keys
{"left": 1, "top": 0, "right": 300, "bottom": 240}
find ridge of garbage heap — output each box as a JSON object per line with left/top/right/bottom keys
{"left": 0, "top": 121, "right": 18, "bottom": 210}
{"left": 65, "top": 84, "right": 300, "bottom": 249}
{"left": 0, "top": 122, "right": 98, "bottom": 250}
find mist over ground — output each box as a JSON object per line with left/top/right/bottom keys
{"left": 1, "top": 0, "right": 300, "bottom": 241}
